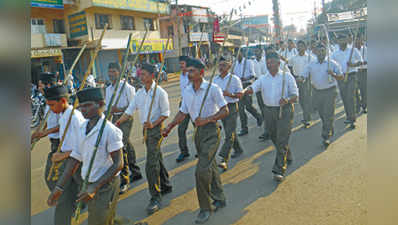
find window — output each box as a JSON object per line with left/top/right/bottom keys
{"left": 200, "top": 23, "right": 207, "bottom": 32}
{"left": 95, "top": 14, "right": 112, "bottom": 29}
{"left": 53, "top": 19, "right": 65, "bottom": 33}
{"left": 143, "top": 18, "right": 155, "bottom": 31}
{"left": 183, "top": 22, "right": 189, "bottom": 33}
{"left": 120, "top": 15, "right": 135, "bottom": 30}
{"left": 167, "top": 25, "right": 174, "bottom": 35}
{"left": 31, "top": 18, "right": 46, "bottom": 33}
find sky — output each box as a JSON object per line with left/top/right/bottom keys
{"left": 178, "top": 0, "right": 329, "bottom": 31}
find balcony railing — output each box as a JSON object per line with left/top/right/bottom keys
{"left": 31, "top": 33, "right": 68, "bottom": 49}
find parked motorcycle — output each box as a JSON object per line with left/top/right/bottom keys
{"left": 31, "top": 87, "right": 45, "bottom": 128}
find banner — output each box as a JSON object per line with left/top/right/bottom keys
{"left": 31, "top": 0, "right": 63, "bottom": 9}
{"left": 130, "top": 39, "right": 173, "bottom": 54}
{"left": 189, "top": 32, "right": 209, "bottom": 42}
{"left": 327, "top": 7, "right": 367, "bottom": 23}
{"left": 242, "top": 15, "right": 269, "bottom": 28}
{"left": 68, "top": 11, "right": 88, "bottom": 39}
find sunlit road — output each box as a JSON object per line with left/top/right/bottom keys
{"left": 31, "top": 71, "right": 366, "bottom": 225}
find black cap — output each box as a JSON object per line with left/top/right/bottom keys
{"left": 44, "top": 85, "right": 68, "bottom": 100}
{"left": 219, "top": 55, "right": 232, "bottom": 63}
{"left": 337, "top": 33, "right": 348, "bottom": 39}
{"left": 186, "top": 58, "right": 205, "bottom": 69}
{"left": 141, "top": 63, "right": 155, "bottom": 74}
{"left": 108, "top": 62, "right": 121, "bottom": 71}
{"left": 76, "top": 87, "right": 104, "bottom": 103}
{"left": 39, "top": 72, "right": 57, "bottom": 85}
{"left": 266, "top": 52, "right": 280, "bottom": 60}
{"left": 179, "top": 55, "right": 190, "bottom": 62}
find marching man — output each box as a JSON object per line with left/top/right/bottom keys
{"left": 162, "top": 58, "right": 229, "bottom": 224}
{"left": 213, "top": 56, "right": 244, "bottom": 170}
{"left": 301, "top": 43, "right": 344, "bottom": 146}
{"left": 288, "top": 40, "right": 316, "bottom": 128}
{"left": 44, "top": 85, "right": 85, "bottom": 225}
{"left": 243, "top": 52, "right": 298, "bottom": 182}
{"left": 47, "top": 87, "right": 124, "bottom": 225}
{"left": 115, "top": 63, "right": 172, "bottom": 215}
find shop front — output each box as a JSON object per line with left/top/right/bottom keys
{"left": 31, "top": 48, "right": 64, "bottom": 85}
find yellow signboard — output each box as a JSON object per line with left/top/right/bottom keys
{"left": 92, "top": 0, "right": 169, "bottom": 14}
{"left": 31, "top": 48, "right": 63, "bottom": 58}
{"left": 130, "top": 39, "right": 173, "bottom": 54}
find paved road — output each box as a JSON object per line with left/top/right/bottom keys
{"left": 31, "top": 72, "right": 366, "bottom": 225}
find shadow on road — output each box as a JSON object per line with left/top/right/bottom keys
{"left": 32, "top": 93, "right": 366, "bottom": 225}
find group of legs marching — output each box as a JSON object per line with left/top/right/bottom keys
{"left": 32, "top": 33, "right": 366, "bottom": 225}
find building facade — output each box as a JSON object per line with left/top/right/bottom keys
{"left": 31, "top": 0, "right": 71, "bottom": 84}
{"left": 62, "top": 0, "right": 170, "bottom": 83}
{"left": 159, "top": 4, "right": 214, "bottom": 72}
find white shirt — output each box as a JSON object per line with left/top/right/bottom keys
{"left": 302, "top": 58, "right": 343, "bottom": 90}
{"left": 45, "top": 106, "right": 60, "bottom": 139}
{"left": 252, "top": 57, "right": 267, "bottom": 77}
{"left": 105, "top": 80, "right": 136, "bottom": 114}
{"left": 288, "top": 53, "right": 316, "bottom": 77}
{"left": 233, "top": 58, "right": 255, "bottom": 80}
{"left": 213, "top": 73, "right": 243, "bottom": 103}
{"left": 281, "top": 48, "right": 298, "bottom": 60}
{"left": 180, "top": 80, "right": 227, "bottom": 121}
{"left": 86, "top": 74, "right": 96, "bottom": 87}
{"left": 250, "top": 71, "right": 299, "bottom": 107}
{"left": 125, "top": 81, "right": 170, "bottom": 124}
{"left": 70, "top": 114, "right": 123, "bottom": 183}
{"left": 58, "top": 106, "right": 85, "bottom": 152}
{"left": 331, "top": 47, "right": 363, "bottom": 73}
{"left": 358, "top": 46, "right": 367, "bottom": 69}
{"left": 180, "top": 71, "right": 190, "bottom": 95}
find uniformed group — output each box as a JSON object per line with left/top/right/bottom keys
{"left": 31, "top": 31, "right": 367, "bottom": 225}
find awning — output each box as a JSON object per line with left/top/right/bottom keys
{"left": 215, "top": 41, "right": 236, "bottom": 47}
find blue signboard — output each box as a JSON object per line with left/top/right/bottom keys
{"left": 68, "top": 11, "right": 88, "bottom": 39}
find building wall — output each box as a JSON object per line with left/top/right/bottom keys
{"left": 31, "top": 7, "right": 65, "bottom": 33}
{"left": 64, "top": 6, "right": 162, "bottom": 41}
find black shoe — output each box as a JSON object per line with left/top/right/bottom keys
{"left": 119, "top": 184, "right": 129, "bottom": 195}
{"left": 257, "top": 117, "right": 263, "bottom": 127}
{"left": 363, "top": 107, "right": 367, "bottom": 114}
{"left": 349, "top": 123, "right": 356, "bottom": 129}
{"left": 238, "top": 130, "right": 248, "bottom": 136}
{"left": 129, "top": 174, "right": 143, "bottom": 183}
{"left": 146, "top": 199, "right": 161, "bottom": 215}
{"left": 176, "top": 153, "right": 190, "bottom": 163}
{"left": 161, "top": 186, "right": 173, "bottom": 195}
{"left": 195, "top": 154, "right": 198, "bottom": 158}
{"left": 231, "top": 151, "right": 243, "bottom": 159}
{"left": 212, "top": 200, "right": 226, "bottom": 211}
{"left": 259, "top": 133, "right": 270, "bottom": 141}
{"left": 344, "top": 119, "right": 354, "bottom": 124}
{"left": 195, "top": 210, "right": 211, "bottom": 224}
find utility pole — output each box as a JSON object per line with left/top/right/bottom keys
{"left": 175, "top": 0, "right": 182, "bottom": 57}
{"left": 321, "top": 0, "right": 326, "bottom": 23}
{"left": 272, "top": 0, "right": 282, "bottom": 43}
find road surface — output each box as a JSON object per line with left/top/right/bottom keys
{"left": 31, "top": 71, "right": 366, "bottom": 225}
